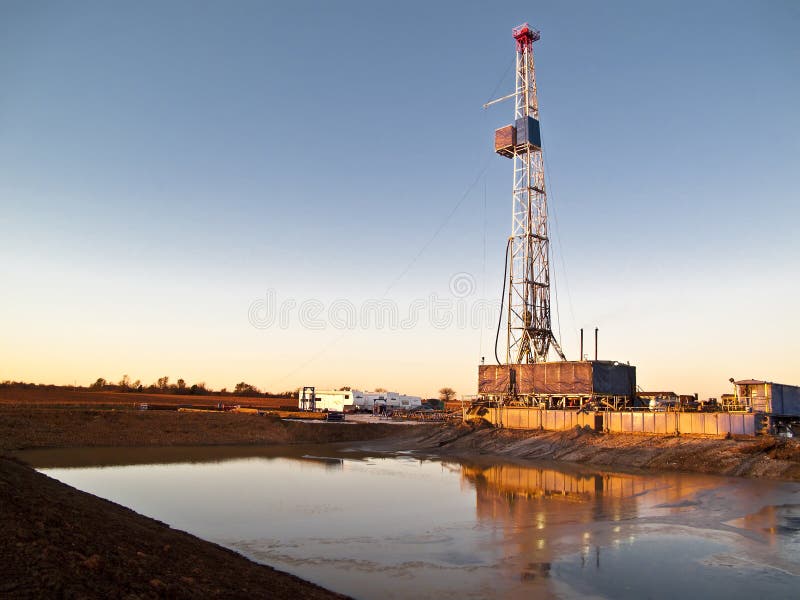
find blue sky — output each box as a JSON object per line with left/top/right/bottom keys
{"left": 1, "top": 1, "right": 798, "bottom": 397}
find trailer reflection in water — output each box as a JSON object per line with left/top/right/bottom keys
{"left": 23, "top": 446, "right": 800, "bottom": 600}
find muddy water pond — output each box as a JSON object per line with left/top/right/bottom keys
{"left": 21, "top": 445, "right": 800, "bottom": 599}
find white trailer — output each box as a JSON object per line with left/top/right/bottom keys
{"left": 298, "top": 389, "right": 362, "bottom": 412}
{"left": 363, "top": 391, "right": 422, "bottom": 412}
{"left": 299, "top": 388, "right": 422, "bottom": 413}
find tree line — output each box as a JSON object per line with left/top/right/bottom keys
{"left": 0, "top": 378, "right": 295, "bottom": 398}
{"left": 1, "top": 380, "right": 458, "bottom": 403}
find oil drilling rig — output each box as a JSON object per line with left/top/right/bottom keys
{"left": 478, "top": 24, "right": 636, "bottom": 410}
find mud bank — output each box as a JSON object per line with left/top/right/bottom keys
{"left": 0, "top": 456, "right": 348, "bottom": 599}
{"left": 0, "top": 408, "right": 415, "bottom": 599}
{"left": 365, "top": 422, "right": 800, "bottom": 481}
{"left": 0, "top": 407, "right": 410, "bottom": 451}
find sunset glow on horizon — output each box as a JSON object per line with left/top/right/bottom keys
{"left": 2, "top": 1, "right": 798, "bottom": 399}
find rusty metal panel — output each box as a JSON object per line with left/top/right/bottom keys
{"left": 479, "top": 362, "right": 635, "bottom": 396}
{"left": 478, "top": 365, "right": 510, "bottom": 394}
{"left": 535, "top": 362, "right": 592, "bottom": 395}
{"left": 517, "top": 365, "right": 538, "bottom": 394}
{"left": 477, "top": 363, "right": 592, "bottom": 395}
{"left": 494, "top": 124, "right": 516, "bottom": 157}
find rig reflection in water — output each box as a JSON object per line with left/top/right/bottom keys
{"left": 27, "top": 446, "right": 800, "bottom": 600}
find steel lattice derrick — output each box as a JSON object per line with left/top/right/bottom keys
{"left": 505, "top": 24, "right": 565, "bottom": 365}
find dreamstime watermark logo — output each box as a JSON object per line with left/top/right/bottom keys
{"left": 248, "top": 272, "right": 498, "bottom": 331}
{"left": 448, "top": 272, "right": 476, "bottom": 298}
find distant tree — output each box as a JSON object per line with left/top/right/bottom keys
{"left": 234, "top": 382, "right": 260, "bottom": 396}
{"left": 177, "top": 378, "right": 186, "bottom": 391}
{"left": 189, "top": 382, "right": 208, "bottom": 395}
{"left": 157, "top": 376, "right": 169, "bottom": 391}
{"left": 439, "top": 387, "right": 456, "bottom": 403}
{"left": 132, "top": 379, "right": 141, "bottom": 390}
{"left": 119, "top": 374, "right": 131, "bottom": 389}
{"left": 90, "top": 378, "right": 107, "bottom": 390}
{"left": 339, "top": 386, "right": 352, "bottom": 391}
{"left": 375, "top": 387, "right": 387, "bottom": 393}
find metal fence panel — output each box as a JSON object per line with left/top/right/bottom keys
{"left": 477, "top": 407, "right": 758, "bottom": 436}
{"left": 631, "top": 412, "right": 644, "bottom": 433}
{"left": 707, "top": 413, "right": 717, "bottom": 435}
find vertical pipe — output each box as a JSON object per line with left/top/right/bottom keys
{"left": 594, "top": 328, "right": 598, "bottom": 361}
{"left": 580, "top": 328, "right": 584, "bottom": 361}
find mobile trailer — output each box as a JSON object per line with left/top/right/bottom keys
{"left": 297, "top": 389, "right": 361, "bottom": 413}
{"left": 298, "top": 389, "right": 422, "bottom": 413}
{"left": 364, "top": 392, "right": 423, "bottom": 412}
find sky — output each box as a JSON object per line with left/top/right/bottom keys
{"left": 1, "top": 1, "right": 798, "bottom": 398}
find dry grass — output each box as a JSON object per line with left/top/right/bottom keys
{"left": 0, "top": 406, "right": 406, "bottom": 452}
{"left": 0, "top": 387, "right": 295, "bottom": 410}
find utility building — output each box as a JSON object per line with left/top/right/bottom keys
{"left": 726, "top": 379, "right": 800, "bottom": 417}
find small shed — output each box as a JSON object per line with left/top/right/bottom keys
{"left": 730, "top": 379, "right": 800, "bottom": 416}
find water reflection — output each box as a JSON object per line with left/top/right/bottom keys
{"left": 22, "top": 447, "right": 800, "bottom": 600}
{"left": 18, "top": 444, "right": 359, "bottom": 469}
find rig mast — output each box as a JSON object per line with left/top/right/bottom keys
{"left": 492, "top": 24, "right": 565, "bottom": 365}
{"left": 475, "top": 24, "right": 637, "bottom": 412}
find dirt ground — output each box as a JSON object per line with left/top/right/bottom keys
{"left": 0, "top": 406, "right": 415, "bottom": 599}
{"left": 0, "top": 404, "right": 418, "bottom": 598}
{"left": 0, "top": 407, "right": 403, "bottom": 452}
{"left": 0, "top": 456, "right": 349, "bottom": 600}
{"left": 3, "top": 397, "right": 800, "bottom": 598}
